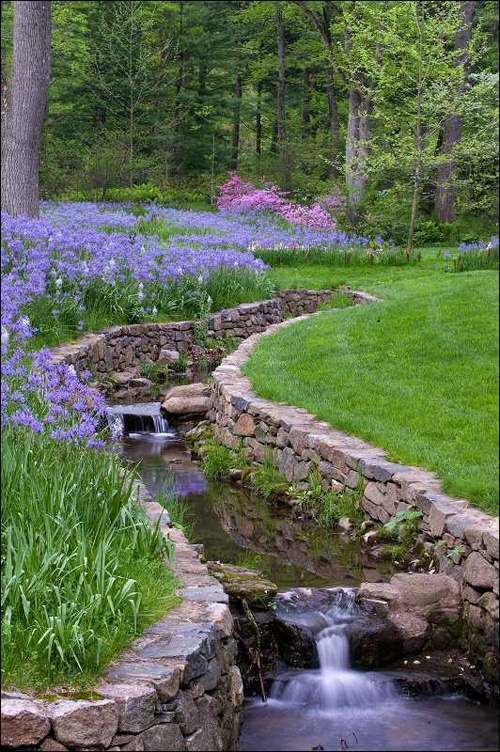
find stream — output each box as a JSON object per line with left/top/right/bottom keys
{"left": 110, "top": 402, "right": 499, "bottom": 752}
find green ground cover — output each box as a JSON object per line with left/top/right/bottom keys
{"left": 245, "top": 256, "right": 499, "bottom": 514}
{"left": 1, "top": 427, "right": 179, "bottom": 691}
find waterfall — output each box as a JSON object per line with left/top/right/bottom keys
{"left": 271, "top": 589, "right": 397, "bottom": 712}
{"left": 106, "top": 403, "right": 173, "bottom": 438}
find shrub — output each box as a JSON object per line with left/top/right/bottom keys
{"left": 450, "top": 236, "right": 499, "bottom": 272}
{"left": 217, "top": 174, "right": 335, "bottom": 229}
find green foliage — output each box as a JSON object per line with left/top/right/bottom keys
{"left": 157, "top": 492, "right": 193, "bottom": 540}
{"left": 254, "top": 245, "right": 419, "bottom": 268}
{"left": 378, "top": 508, "right": 423, "bottom": 545}
{"left": 452, "top": 246, "right": 499, "bottom": 272}
{"left": 201, "top": 442, "right": 237, "bottom": 480}
{"left": 250, "top": 451, "right": 289, "bottom": 499}
{"left": 139, "top": 360, "right": 169, "bottom": 384}
{"left": 291, "top": 468, "right": 364, "bottom": 529}
{"left": 1, "top": 426, "right": 179, "bottom": 690}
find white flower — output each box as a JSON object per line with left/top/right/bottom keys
{"left": 55, "top": 277, "right": 63, "bottom": 289}
{"left": 1, "top": 326, "right": 9, "bottom": 347}
{"left": 152, "top": 306, "right": 158, "bottom": 316}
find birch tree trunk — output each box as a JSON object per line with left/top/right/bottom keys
{"left": 434, "top": 1, "right": 476, "bottom": 222}
{"left": 345, "top": 88, "right": 370, "bottom": 220}
{"left": 1, "top": 1, "right": 51, "bottom": 218}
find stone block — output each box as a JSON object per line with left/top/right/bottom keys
{"left": 50, "top": 699, "right": 118, "bottom": 749}
{"left": 141, "top": 723, "right": 186, "bottom": 751}
{"left": 96, "top": 683, "right": 156, "bottom": 733}
{"left": 463, "top": 551, "right": 497, "bottom": 590}
{"left": 104, "top": 663, "right": 181, "bottom": 703}
{"left": 1, "top": 698, "right": 51, "bottom": 748}
{"left": 234, "top": 413, "right": 256, "bottom": 436}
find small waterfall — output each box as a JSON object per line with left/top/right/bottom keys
{"left": 271, "top": 589, "right": 396, "bottom": 712}
{"left": 106, "top": 403, "right": 174, "bottom": 438}
{"left": 153, "top": 414, "right": 170, "bottom": 434}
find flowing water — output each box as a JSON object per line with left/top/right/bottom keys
{"left": 114, "top": 401, "right": 499, "bottom": 752}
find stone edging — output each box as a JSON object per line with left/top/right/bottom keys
{"left": 209, "top": 299, "right": 499, "bottom": 682}
{"left": 49, "top": 289, "right": 339, "bottom": 380}
{"left": 1, "top": 480, "right": 243, "bottom": 751}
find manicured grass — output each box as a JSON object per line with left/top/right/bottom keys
{"left": 245, "top": 261, "right": 499, "bottom": 514}
{"left": 1, "top": 427, "right": 180, "bottom": 691}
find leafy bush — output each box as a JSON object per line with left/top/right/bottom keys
{"left": 1, "top": 427, "right": 178, "bottom": 690}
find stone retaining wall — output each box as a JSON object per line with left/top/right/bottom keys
{"left": 50, "top": 289, "right": 336, "bottom": 378}
{"left": 209, "top": 308, "right": 499, "bottom": 684}
{"left": 1, "top": 482, "right": 243, "bottom": 751}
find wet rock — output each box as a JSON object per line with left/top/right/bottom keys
{"left": 207, "top": 562, "right": 278, "bottom": 608}
{"left": 162, "top": 383, "right": 212, "bottom": 416}
{"left": 1, "top": 698, "right": 51, "bottom": 748}
{"left": 359, "top": 573, "right": 460, "bottom": 623}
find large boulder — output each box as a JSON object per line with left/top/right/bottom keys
{"left": 359, "top": 572, "right": 460, "bottom": 623}
{"left": 162, "top": 383, "right": 212, "bottom": 417}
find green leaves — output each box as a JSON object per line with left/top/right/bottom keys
{"left": 1, "top": 426, "right": 178, "bottom": 690}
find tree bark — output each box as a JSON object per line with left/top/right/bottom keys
{"left": 434, "top": 1, "right": 476, "bottom": 222}
{"left": 276, "top": 2, "right": 291, "bottom": 191}
{"left": 345, "top": 88, "right": 370, "bottom": 220}
{"left": 230, "top": 73, "right": 242, "bottom": 171}
{"left": 1, "top": 1, "right": 51, "bottom": 217}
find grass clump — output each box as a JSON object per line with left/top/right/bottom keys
{"left": 201, "top": 442, "right": 237, "bottom": 480}
{"left": 157, "top": 492, "right": 193, "bottom": 540}
{"left": 291, "top": 468, "right": 364, "bottom": 529}
{"left": 250, "top": 451, "right": 289, "bottom": 499}
{"left": 1, "top": 426, "right": 179, "bottom": 691}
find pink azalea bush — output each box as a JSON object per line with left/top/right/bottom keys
{"left": 217, "top": 174, "right": 335, "bottom": 230}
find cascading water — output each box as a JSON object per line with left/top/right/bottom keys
{"left": 270, "top": 589, "right": 396, "bottom": 712}
{"left": 106, "top": 403, "right": 174, "bottom": 438}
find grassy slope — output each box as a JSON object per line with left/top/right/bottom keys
{"left": 245, "top": 256, "right": 499, "bottom": 514}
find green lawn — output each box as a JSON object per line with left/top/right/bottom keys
{"left": 244, "top": 257, "right": 499, "bottom": 514}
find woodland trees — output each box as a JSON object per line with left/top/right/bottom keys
{"left": 0, "top": 0, "right": 497, "bottom": 236}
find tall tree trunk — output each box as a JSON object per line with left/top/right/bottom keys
{"left": 434, "top": 1, "right": 476, "bottom": 222}
{"left": 1, "top": 1, "right": 51, "bottom": 217}
{"left": 407, "top": 101, "right": 423, "bottom": 258}
{"left": 230, "top": 74, "right": 242, "bottom": 171}
{"left": 345, "top": 89, "right": 370, "bottom": 220}
{"left": 171, "top": 0, "right": 187, "bottom": 177}
{"left": 276, "top": 2, "right": 291, "bottom": 191}
{"left": 270, "top": 120, "right": 278, "bottom": 155}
